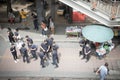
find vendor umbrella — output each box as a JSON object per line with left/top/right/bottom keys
{"left": 82, "top": 25, "right": 114, "bottom": 43}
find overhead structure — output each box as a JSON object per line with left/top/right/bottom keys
{"left": 58, "top": 0, "right": 120, "bottom": 27}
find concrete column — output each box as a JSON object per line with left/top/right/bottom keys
{"left": 36, "top": 0, "right": 44, "bottom": 23}
{"left": 50, "top": 0, "right": 55, "bottom": 20}
{"left": 68, "top": 6, "right": 73, "bottom": 24}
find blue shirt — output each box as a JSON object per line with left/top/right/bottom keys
{"left": 46, "top": 38, "right": 53, "bottom": 46}
{"left": 99, "top": 65, "right": 108, "bottom": 80}
{"left": 31, "top": 44, "right": 37, "bottom": 52}
{"left": 41, "top": 43, "right": 48, "bottom": 51}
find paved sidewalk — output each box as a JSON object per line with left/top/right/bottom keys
{"left": 0, "top": 1, "right": 120, "bottom": 79}
{"left": 0, "top": 23, "right": 120, "bottom": 80}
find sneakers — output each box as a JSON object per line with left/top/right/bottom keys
{"left": 40, "top": 34, "right": 42, "bottom": 36}
{"left": 14, "top": 60, "right": 17, "bottom": 63}
{"left": 42, "top": 66, "right": 45, "bottom": 68}
{"left": 55, "top": 65, "right": 59, "bottom": 68}
{"left": 43, "top": 35, "right": 46, "bottom": 37}
{"left": 16, "top": 59, "right": 19, "bottom": 62}
{"left": 14, "top": 59, "right": 20, "bottom": 63}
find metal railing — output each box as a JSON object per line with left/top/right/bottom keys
{"left": 77, "top": 0, "right": 120, "bottom": 20}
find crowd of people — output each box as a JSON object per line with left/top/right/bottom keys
{"left": 79, "top": 38, "right": 112, "bottom": 80}
{"left": 8, "top": 8, "right": 55, "bottom": 37}
{"left": 19, "top": 8, "right": 55, "bottom": 36}
{"left": 79, "top": 37, "right": 115, "bottom": 61}
{"left": 8, "top": 27, "right": 59, "bottom": 68}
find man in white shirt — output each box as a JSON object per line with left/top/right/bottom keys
{"left": 96, "top": 62, "right": 109, "bottom": 80}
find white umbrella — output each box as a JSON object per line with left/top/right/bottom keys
{"left": 82, "top": 25, "right": 114, "bottom": 43}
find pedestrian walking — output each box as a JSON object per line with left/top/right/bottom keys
{"left": 10, "top": 43, "right": 19, "bottom": 63}
{"left": 30, "top": 44, "right": 38, "bottom": 60}
{"left": 38, "top": 49, "right": 46, "bottom": 68}
{"left": 96, "top": 62, "right": 109, "bottom": 80}
{"left": 52, "top": 42, "right": 59, "bottom": 68}
{"left": 40, "top": 21, "right": 48, "bottom": 37}
{"left": 7, "top": 27, "right": 15, "bottom": 44}
{"left": 20, "top": 43, "right": 30, "bottom": 63}
{"left": 31, "top": 12, "right": 39, "bottom": 31}
{"left": 48, "top": 16, "right": 55, "bottom": 35}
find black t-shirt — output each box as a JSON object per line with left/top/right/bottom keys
{"left": 10, "top": 46, "right": 16, "bottom": 53}
{"left": 9, "top": 31, "right": 14, "bottom": 37}
{"left": 84, "top": 46, "right": 91, "bottom": 54}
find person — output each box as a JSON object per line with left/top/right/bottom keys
{"left": 110, "top": 4, "right": 116, "bottom": 20}
{"left": 103, "top": 42, "right": 110, "bottom": 54}
{"left": 96, "top": 62, "right": 109, "bottom": 80}
{"left": 89, "top": 41, "right": 96, "bottom": 55}
{"left": 42, "top": 0, "right": 48, "bottom": 9}
{"left": 16, "top": 38, "right": 24, "bottom": 57}
{"left": 46, "top": 35, "right": 54, "bottom": 52}
{"left": 107, "top": 40, "right": 115, "bottom": 51}
{"left": 40, "top": 21, "right": 48, "bottom": 37}
{"left": 81, "top": 44, "right": 91, "bottom": 62}
{"left": 30, "top": 44, "right": 38, "bottom": 60}
{"left": 7, "top": 27, "right": 15, "bottom": 44}
{"left": 96, "top": 46, "right": 106, "bottom": 59}
{"left": 52, "top": 42, "right": 59, "bottom": 51}
{"left": 19, "top": 9, "right": 28, "bottom": 27}
{"left": 91, "top": 0, "right": 97, "bottom": 11}
{"left": 13, "top": 28, "right": 21, "bottom": 42}
{"left": 48, "top": 16, "right": 55, "bottom": 35}
{"left": 25, "top": 35, "right": 33, "bottom": 50}
{"left": 79, "top": 39, "right": 89, "bottom": 57}
{"left": 31, "top": 12, "right": 39, "bottom": 31}
{"left": 20, "top": 43, "right": 30, "bottom": 63}
{"left": 79, "top": 38, "right": 86, "bottom": 47}
{"left": 52, "top": 41, "right": 59, "bottom": 68}
{"left": 38, "top": 49, "right": 46, "bottom": 68}
{"left": 8, "top": 12, "right": 15, "bottom": 25}
{"left": 10, "top": 43, "right": 19, "bottom": 63}
{"left": 40, "top": 40, "right": 50, "bottom": 60}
